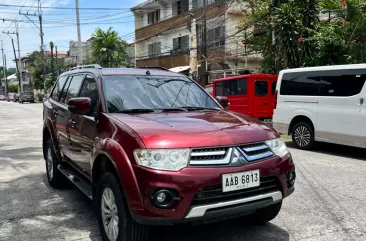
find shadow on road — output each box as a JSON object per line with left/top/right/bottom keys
{"left": 285, "top": 141, "right": 366, "bottom": 161}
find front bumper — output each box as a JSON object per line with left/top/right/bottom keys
{"left": 130, "top": 154, "right": 295, "bottom": 225}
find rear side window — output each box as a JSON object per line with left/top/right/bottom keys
{"left": 280, "top": 72, "right": 321, "bottom": 96}
{"left": 319, "top": 71, "right": 366, "bottom": 97}
{"left": 255, "top": 81, "right": 268, "bottom": 96}
{"left": 51, "top": 75, "right": 68, "bottom": 101}
{"left": 215, "top": 79, "right": 247, "bottom": 96}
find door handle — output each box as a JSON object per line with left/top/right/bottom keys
{"left": 69, "top": 119, "right": 76, "bottom": 125}
{"left": 360, "top": 98, "right": 364, "bottom": 105}
{"left": 53, "top": 110, "right": 58, "bottom": 115}
{"left": 263, "top": 102, "right": 268, "bottom": 105}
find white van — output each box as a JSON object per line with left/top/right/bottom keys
{"left": 273, "top": 64, "right": 366, "bottom": 150}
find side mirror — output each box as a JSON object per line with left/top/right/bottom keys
{"left": 68, "top": 97, "right": 91, "bottom": 115}
{"left": 216, "top": 96, "right": 230, "bottom": 110}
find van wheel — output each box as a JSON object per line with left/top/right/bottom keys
{"left": 292, "top": 122, "right": 314, "bottom": 150}
{"left": 96, "top": 173, "right": 149, "bottom": 241}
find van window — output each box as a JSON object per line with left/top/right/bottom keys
{"left": 51, "top": 75, "right": 68, "bottom": 101}
{"left": 255, "top": 81, "right": 268, "bottom": 96}
{"left": 272, "top": 81, "right": 277, "bottom": 95}
{"left": 319, "top": 71, "right": 366, "bottom": 97}
{"left": 215, "top": 79, "right": 247, "bottom": 96}
{"left": 280, "top": 72, "right": 321, "bottom": 96}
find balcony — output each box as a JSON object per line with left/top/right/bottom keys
{"left": 135, "top": 3, "right": 226, "bottom": 41}
{"left": 136, "top": 53, "right": 189, "bottom": 69}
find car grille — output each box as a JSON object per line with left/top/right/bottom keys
{"left": 191, "top": 176, "right": 280, "bottom": 206}
{"left": 189, "top": 142, "right": 273, "bottom": 166}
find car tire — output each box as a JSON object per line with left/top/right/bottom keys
{"left": 291, "top": 122, "right": 314, "bottom": 150}
{"left": 250, "top": 201, "right": 282, "bottom": 225}
{"left": 45, "top": 139, "right": 66, "bottom": 188}
{"left": 96, "top": 172, "right": 149, "bottom": 241}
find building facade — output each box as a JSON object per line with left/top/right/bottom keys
{"left": 65, "top": 38, "right": 94, "bottom": 66}
{"left": 131, "top": 0, "right": 262, "bottom": 84}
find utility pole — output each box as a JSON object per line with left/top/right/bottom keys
{"left": 2, "top": 21, "right": 24, "bottom": 92}
{"left": 19, "top": 0, "right": 46, "bottom": 90}
{"left": 188, "top": 13, "right": 198, "bottom": 80}
{"left": 0, "top": 40, "right": 4, "bottom": 88}
{"left": 201, "top": 0, "right": 208, "bottom": 86}
{"left": 50, "top": 42, "right": 55, "bottom": 84}
{"left": 55, "top": 45, "right": 58, "bottom": 76}
{"left": 4, "top": 54, "right": 7, "bottom": 96}
{"left": 75, "top": 0, "right": 83, "bottom": 65}
{"left": 272, "top": 0, "right": 281, "bottom": 73}
{"left": 11, "top": 39, "right": 21, "bottom": 93}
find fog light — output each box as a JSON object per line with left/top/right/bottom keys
{"left": 286, "top": 170, "right": 296, "bottom": 187}
{"left": 156, "top": 192, "right": 166, "bottom": 203}
{"left": 150, "top": 189, "right": 179, "bottom": 209}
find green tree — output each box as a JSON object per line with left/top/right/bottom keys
{"left": 91, "top": 27, "right": 131, "bottom": 67}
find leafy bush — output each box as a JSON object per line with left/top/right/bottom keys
{"left": 36, "top": 94, "right": 44, "bottom": 102}
{"left": 8, "top": 83, "right": 18, "bottom": 93}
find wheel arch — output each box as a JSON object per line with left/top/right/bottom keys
{"left": 42, "top": 118, "right": 60, "bottom": 161}
{"left": 288, "top": 115, "right": 315, "bottom": 135}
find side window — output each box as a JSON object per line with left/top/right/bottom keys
{"left": 272, "top": 81, "right": 277, "bottom": 96}
{"left": 215, "top": 79, "right": 247, "bottom": 96}
{"left": 79, "top": 75, "right": 99, "bottom": 116}
{"left": 255, "top": 81, "right": 268, "bottom": 96}
{"left": 280, "top": 72, "right": 321, "bottom": 96}
{"left": 60, "top": 77, "right": 72, "bottom": 104}
{"left": 63, "top": 75, "right": 85, "bottom": 104}
{"left": 51, "top": 76, "right": 68, "bottom": 101}
{"left": 319, "top": 71, "right": 366, "bottom": 97}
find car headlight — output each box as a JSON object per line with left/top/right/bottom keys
{"left": 133, "top": 149, "right": 190, "bottom": 171}
{"left": 265, "top": 138, "right": 289, "bottom": 157}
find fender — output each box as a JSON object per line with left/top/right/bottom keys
{"left": 92, "top": 138, "right": 144, "bottom": 211}
{"left": 44, "top": 117, "right": 62, "bottom": 162}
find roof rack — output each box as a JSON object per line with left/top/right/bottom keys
{"left": 136, "top": 66, "right": 170, "bottom": 71}
{"left": 69, "top": 64, "right": 102, "bottom": 71}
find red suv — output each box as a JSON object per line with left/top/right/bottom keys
{"left": 43, "top": 65, "right": 295, "bottom": 241}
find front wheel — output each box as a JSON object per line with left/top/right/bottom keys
{"left": 250, "top": 201, "right": 282, "bottom": 224}
{"left": 96, "top": 173, "right": 149, "bottom": 241}
{"left": 45, "top": 139, "right": 66, "bottom": 188}
{"left": 292, "top": 122, "right": 314, "bottom": 150}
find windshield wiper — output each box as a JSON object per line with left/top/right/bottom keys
{"left": 157, "top": 108, "right": 188, "bottom": 112}
{"left": 179, "top": 106, "right": 220, "bottom": 111}
{"left": 114, "top": 109, "right": 155, "bottom": 114}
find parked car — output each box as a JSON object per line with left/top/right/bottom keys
{"left": 13, "top": 93, "right": 20, "bottom": 102}
{"left": 0, "top": 94, "right": 6, "bottom": 100}
{"left": 212, "top": 74, "right": 278, "bottom": 124}
{"left": 43, "top": 65, "right": 295, "bottom": 241}
{"left": 43, "top": 94, "right": 50, "bottom": 103}
{"left": 6, "top": 93, "right": 16, "bottom": 102}
{"left": 204, "top": 83, "right": 213, "bottom": 95}
{"left": 19, "top": 92, "right": 35, "bottom": 103}
{"left": 273, "top": 64, "right": 366, "bottom": 150}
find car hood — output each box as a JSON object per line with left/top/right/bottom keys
{"left": 109, "top": 111, "right": 279, "bottom": 149}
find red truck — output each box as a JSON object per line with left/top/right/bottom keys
{"left": 212, "top": 74, "right": 278, "bottom": 123}
{"left": 43, "top": 65, "right": 295, "bottom": 241}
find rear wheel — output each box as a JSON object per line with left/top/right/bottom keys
{"left": 291, "top": 122, "right": 314, "bottom": 150}
{"left": 96, "top": 173, "right": 149, "bottom": 241}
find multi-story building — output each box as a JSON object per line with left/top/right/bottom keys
{"left": 65, "top": 38, "right": 94, "bottom": 66}
{"left": 131, "top": 0, "right": 261, "bottom": 84}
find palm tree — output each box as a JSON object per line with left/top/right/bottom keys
{"left": 91, "top": 27, "right": 129, "bottom": 67}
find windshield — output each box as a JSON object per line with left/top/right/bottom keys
{"left": 103, "top": 75, "right": 219, "bottom": 113}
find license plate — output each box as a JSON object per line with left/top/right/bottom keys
{"left": 222, "top": 170, "right": 260, "bottom": 193}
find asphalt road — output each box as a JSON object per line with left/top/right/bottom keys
{"left": 0, "top": 101, "right": 366, "bottom": 241}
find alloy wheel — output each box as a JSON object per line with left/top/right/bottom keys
{"left": 47, "top": 147, "right": 54, "bottom": 180}
{"left": 294, "top": 125, "right": 311, "bottom": 147}
{"left": 101, "top": 187, "right": 119, "bottom": 241}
